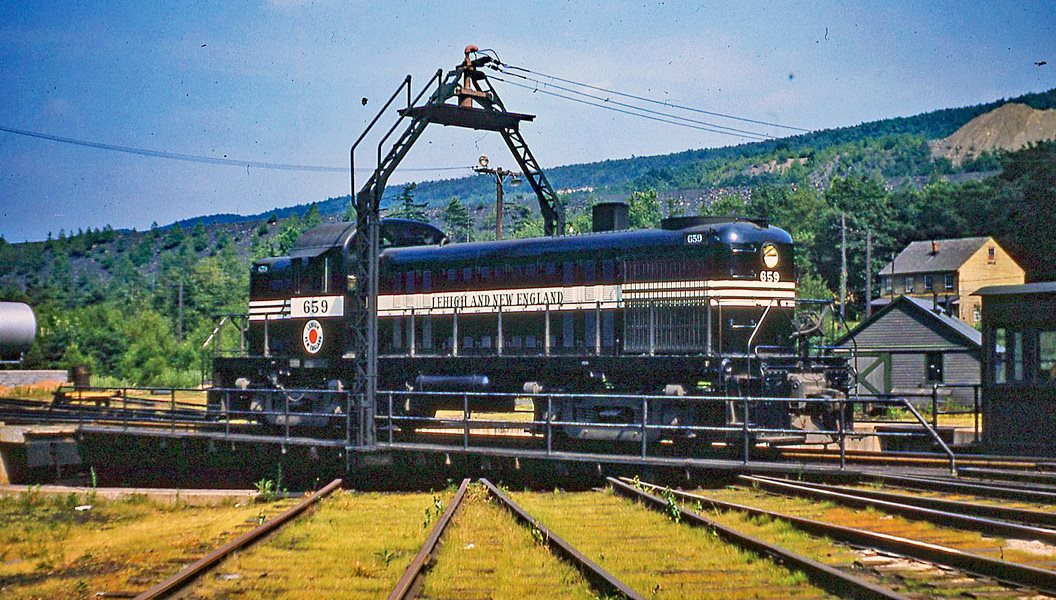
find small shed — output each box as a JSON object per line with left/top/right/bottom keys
{"left": 835, "top": 295, "right": 981, "bottom": 406}
{"left": 976, "top": 282, "right": 1056, "bottom": 455}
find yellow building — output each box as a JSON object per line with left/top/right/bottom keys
{"left": 878, "top": 237, "right": 1025, "bottom": 326}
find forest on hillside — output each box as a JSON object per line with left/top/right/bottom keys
{"left": 2, "top": 141, "right": 1053, "bottom": 387}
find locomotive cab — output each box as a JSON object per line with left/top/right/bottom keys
{"left": 210, "top": 219, "right": 447, "bottom": 425}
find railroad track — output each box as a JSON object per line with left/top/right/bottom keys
{"left": 856, "top": 471, "right": 1056, "bottom": 504}
{"left": 389, "top": 478, "right": 642, "bottom": 600}
{"left": 0, "top": 397, "right": 210, "bottom": 428}
{"left": 775, "top": 447, "right": 1056, "bottom": 471}
{"left": 132, "top": 478, "right": 342, "bottom": 599}
{"left": 748, "top": 475, "right": 1056, "bottom": 529}
{"left": 626, "top": 476, "right": 1056, "bottom": 598}
{"left": 742, "top": 474, "right": 1056, "bottom": 545}
{"left": 606, "top": 477, "right": 905, "bottom": 599}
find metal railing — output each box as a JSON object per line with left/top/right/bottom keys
{"left": 41, "top": 384, "right": 962, "bottom": 475}
{"left": 373, "top": 389, "right": 958, "bottom": 475}
{"left": 48, "top": 384, "right": 368, "bottom": 450}
{"left": 850, "top": 383, "right": 981, "bottom": 445}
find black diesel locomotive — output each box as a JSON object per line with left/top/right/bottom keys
{"left": 211, "top": 214, "right": 847, "bottom": 443}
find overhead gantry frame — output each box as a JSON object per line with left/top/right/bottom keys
{"left": 349, "top": 46, "right": 564, "bottom": 446}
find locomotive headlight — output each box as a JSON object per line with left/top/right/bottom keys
{"left": 761, "top": 243, "right": 780, "bottom": 269}
{"left": 346, "top": 274, "right": 358, "bottom": 292}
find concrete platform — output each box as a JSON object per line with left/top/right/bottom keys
{"left": 0, "top": 484, "right": 258, "bottom": 506}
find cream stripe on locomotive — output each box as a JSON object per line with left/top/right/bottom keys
{"left": 623, "top": 280, "right": 796, "bottom": 291}
{"left": 248, "top": 298, "right": 291, "bottom": 322}
{"left": 377, "top": 279, "right": 796, "bottom": 317}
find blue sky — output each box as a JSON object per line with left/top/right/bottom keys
{"left": 1, "top": 1, "right": 1053, "bottom": 241}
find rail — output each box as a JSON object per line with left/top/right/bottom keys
{"left": 134, "top": 478, "right": 342, "bottom": 599}
{"left": 480, "top": 479, "right": 644, "bottom": 599}
{"left": 608, "top": 477, "right": 907, "bottom": 600}
{"left": 388, "top": 478, "right": 471, "bottom": 600}
{"left": 629, "top": 477, "right": 1056, "bottom": 596}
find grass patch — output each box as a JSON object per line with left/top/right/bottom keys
{"left": 0, "top": 491, "right": 294, "bottom": 598}
{"left": 189, "top": 490, "right": 449, "bottom": 598}
{"left": 421, "top": 484, "right": 595, "bottom": 599}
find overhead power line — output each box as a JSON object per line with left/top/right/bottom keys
{"left": 496, "top": 63, "right": 811, "bottom": 133}
{"left": 0, "top": 125, "right": 472, "bottom": 173}
{"left": 494, "top": 68, "right": 776, "bottom": 140}
{"left": 489, "top": 75, "right": 771, "bottom": 141}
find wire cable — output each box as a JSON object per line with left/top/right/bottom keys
{"left": 497, "top": 63, "right": 810, "bottom": 133}
{"left": 488, "top": 75, "right": 771, "bottom": 141}
{"left": 0, "top": 125, "right": 473, "bottom": 173}
{"left": 495, "top": 67, "right": 776, "bottom": 139}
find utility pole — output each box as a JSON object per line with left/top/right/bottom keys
{"left": 865, "top": 226, "right": 872, "bottom": 318}
{"left": 889, "top": 252, "right": 896, "bottom": 301}
{"left": 840, "top": 213, "right": 847, "bottom": 324}
{"left": 177, "top": 280, "right": 184, "bottom": 341}
{"left": 473, "top": 155, "right": 521, "bottom": 240}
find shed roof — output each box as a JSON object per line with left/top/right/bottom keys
{"left": 974, "top": 282, "right": 1056, "bottom": 296}
{"left": 836, "top": 294, "right": 981, "bottom": 349}
{"left": 878, "top": 237, "right": 990, "bottom": 275}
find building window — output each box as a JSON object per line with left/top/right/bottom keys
{"left": 972, "top": 305, "right": 981, "bottom": 323}
{"left": 924, "top": 275, "right": 934, "bottom": 291}
{"left": 988, "top": 327, "right": 1029, "bottom": 384}
{"left": 1012, "top": 330, "right": 1025, "bottom": 381}
{"left": 884, "top": 277, "right": 892, "bottom": 293}
{"left": 994, "top": 327, "right": 1006, "bottom": 384}
{"left": 904, "top": 276, "right": 915, "bottom": 293}
{"left": 925, "top": 352, "right": 944, "bottom": 383}
{"left": 988, "top": 246, "right": 996, "bottom": 264}
{"left": 1039, "top": 330, "right": 1056, "bottom": 383}
{"left": 944, "top": 273, "right": 955, "bottom": 290}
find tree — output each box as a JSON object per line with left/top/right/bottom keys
{"left": 192, "top": 221, "right": 209, "bottom": 252}
{"left": 303, "top": 203, "right": 322, "bottom": 229}
{"left": 986, "top": 141, "right": 1056, "bottom": 280}
{"left": 442, "top": 196, "right": 473, "bottom": 242}
{"left": 703, "top": 191, "right": 747, "bottom": 216}
{"left": 389, "top": 182, "right": 428, "bottom": 221}
{"left": 627, "top": 189, "right": 661, "bottom": 229}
